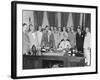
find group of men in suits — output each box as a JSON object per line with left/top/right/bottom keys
{"left": 22, "top": 23, "right": 91, "bottom": 66}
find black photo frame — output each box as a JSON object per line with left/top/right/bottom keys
{"left": 11, "top": 1, "right": 98, "bottom": 79}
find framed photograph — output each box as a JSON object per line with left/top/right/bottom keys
{"left": 11, "top": 1, "right": 98, "bottom": 79}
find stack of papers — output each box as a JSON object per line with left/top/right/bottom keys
{"left": 42, "top": 52, "right": 65, "bottom": 56}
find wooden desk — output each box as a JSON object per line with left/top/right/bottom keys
{"left": 23, "top": 55, "right": 85, "bottom": 69}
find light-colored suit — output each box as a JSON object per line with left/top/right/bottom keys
{"left": 28, "top": 32, "right": 38, "bottom": 49}
{"left": 53, "top": 31, "right": 59, "bottom": 48}
{"left": 68, "top": 31, "right": 76, "bottom": 48}
{"left": 22, "top": 32, "right": 30, "bottom": 54}
{"left": 36, "top": 31, "right": 43, "bottom": 49}
{"left": 84, "top": 32, "right": 91, "bottom": 66}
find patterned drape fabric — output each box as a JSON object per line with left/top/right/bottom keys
{"left": 47, "top": 12, "right": 58, "bottom": 27}
{"left": 33, "top": 11, "right": 90, "bottom": 31}
{"left": 61, "top": 12, "right": 69, "bottom": 28}
{"left": 34, "top": 11, "right": 44, "bottom": 31}
{"left": 72, "top": 13, "right": 80, "bottom": 31}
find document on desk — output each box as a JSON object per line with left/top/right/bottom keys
{"left": 42, "top": 52, "right": 65, "bottom": 56}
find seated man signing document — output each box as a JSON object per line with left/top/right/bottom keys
{"left": 59, "top": 33, "right": 71, "bottom": 50}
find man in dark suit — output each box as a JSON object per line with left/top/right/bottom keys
{"left": 76, "top": 28, "right": 85, "bottom": 52}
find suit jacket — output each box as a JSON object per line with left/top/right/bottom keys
{"left": 28, "top": 32, "right": 38, "bottom": 49}
{"left": 36, "top": 31, "right": 43, "bottom": 48}
{"left": 49, "top": 32, "right": 55, "bottom": 48}
{"left": 22, "top": 32, "right": 30, "bottom": 54}
{"left": 41, "top": 31, "right": 48, "bottom": 47}
{"left": 76, "top": 32, "right": 85, "bottom": 52}
{"left": 68, "top": 31, "right": 76, "bottom": 48}
{"left": 54, "top": 31, "right": 59, "bottom": 48}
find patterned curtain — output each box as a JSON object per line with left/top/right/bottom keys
{"left": 85, "top": 13, "right": 91, "bottom": 32}
{"left": 47, "top": 12, "right": 58, "bottom": 27}
{"left": 72, "top": 13, "right": 80, "bottom": 31}
{"left": 61, "top": 12, "right": 69, "bottom": 27}
{"left": 34, "top": 11, "right": 43, "bottom": 31}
